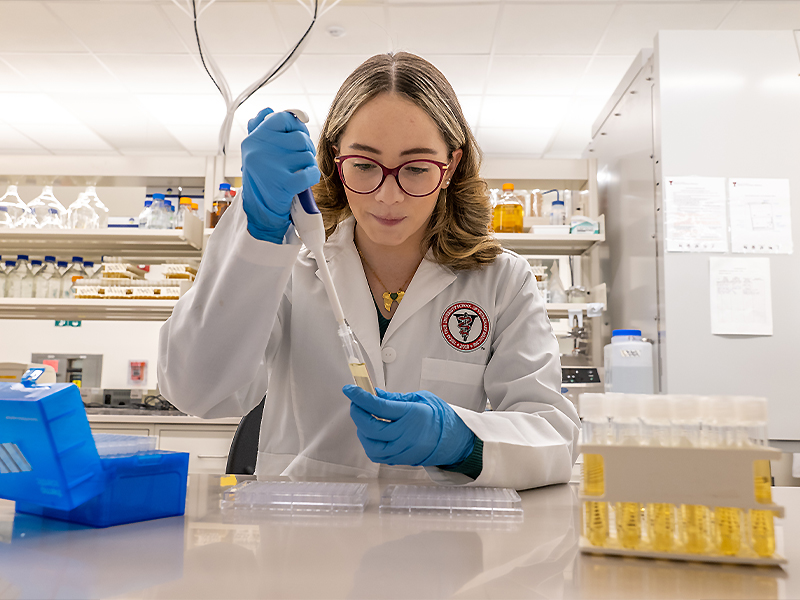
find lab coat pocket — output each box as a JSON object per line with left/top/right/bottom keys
{"left": 420, "top": 357, "right": 487, "bottom": 411}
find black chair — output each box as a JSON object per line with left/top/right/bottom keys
{"left": 225, "top": 397, "right": 265, "bottom": 475}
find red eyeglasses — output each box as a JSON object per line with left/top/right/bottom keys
{"left": 334, "top": 155, "right": 450, "bottom": 197}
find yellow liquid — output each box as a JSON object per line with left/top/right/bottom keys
{"left": 348, "top": 362, "right": 375, "bottom": 395}
{"left": 751, "top": 459, "right": 775, "bottom": 557}
{"left": 616, "top": 502, "right": 642, "bottom": 549}
{"left": 647, "top": 503, "right": 676, "bottom": 552}
{"left": 715, "top": 507, "right": 743, "bottom": 555}
{"left": 492, "top": 203, "right": 523, "bottom": 233}
{"left": 582, "top": 454, "right": 608, "bottom": 546}
{"left": 680, "top": 504, "right": 711, "bottom": 554}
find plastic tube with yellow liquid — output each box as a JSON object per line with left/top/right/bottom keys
{"left": 640, "top": 395, "right": 677, "bottom": 552}
{"left": 580, "top": 393, "right": 609, "bottom": 547}
{"left": 672, "top": 395, "right": 712, "bottom": 554}
{"left": 736, "top": 397, "right": 775, "bottom": 558}
{"left": 608, "top": 393, "right": 643, "bottom": 549}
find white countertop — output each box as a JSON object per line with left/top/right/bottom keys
{"left": 0, "top": 477, "right": 796, "bottom": 599}
{"left": 85, "top": 409, "right": 240, "bottom": 425}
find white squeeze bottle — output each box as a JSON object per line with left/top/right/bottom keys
{"left": 580, "top": 393, "right": 610, "bottom": 547}
{"left": 608, "top": 393, "right": 643, "bottom": 549}
{"left": 640, "top": 395, "right": 677, "bottom": 552}
{"left": 604, "top": 329, "right": 654, "bottom": 393}
{"left": 671, "top": 395, "right": 712, "bottom": 554}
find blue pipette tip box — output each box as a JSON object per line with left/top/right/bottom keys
{"left": 0, "top": 382, "right": 189, "bottom": 528}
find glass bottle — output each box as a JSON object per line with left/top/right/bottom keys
{"left": 175, "top": 197, "right": 192, "bottom": 229}
{"left": 17, "top": 207, "right": 38, "bottom": 229}
{"left": 67, "top": 192, "right": 100, "bottom": 229}
{"left": 61, "top": 256, "right": 87, "bottom": 299}
{"left": 492, "top": 183, "right": 524, "bottom": 233}
{"left": 6, "top": 255, "right": 35, "bottom": 298}
{"left": 1, "top": 260, "right": 15, "bottom": 297}
{"left": 609, "top": 393, "right": 643, "bottom": 549}
{"left": 34, "top": 256, "right": 61, "bottom": 299}
{"left": 27, "top": 185, "right": 66, "bottom": 228}
{"left": 83, "top": 186, "right": 109, "bottom": 228}
{"left": 0, "top": 184, "right": 27, "bottom": 225}
{"left": 580, "top": 393, "right": 609, "bottom": 547}
{"left": 38, "top": 207, "right": 64, "bottom": 230}
{"left": 0, "top": 206, "right": 13, "bottom": 228}
{"left": 164, "top": 200, "right": 175, "bottom": 229}
{"left": 210, "top": 183, "right": 233, "bottom": 228}
{"left": 138, "top": 199, "right": 153, "bottom": 228}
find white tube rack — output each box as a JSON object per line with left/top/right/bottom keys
{"left": 578, "top": 443, "right": 787, "bottom": 567}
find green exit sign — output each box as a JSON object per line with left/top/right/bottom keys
{"left": 54, "top": 320, "right": 82, "bottom": 327}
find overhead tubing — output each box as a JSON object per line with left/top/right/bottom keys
{"left": 170, "top": 0, "right": 344, "bottom": 157}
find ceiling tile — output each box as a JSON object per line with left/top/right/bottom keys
{"left": 47, "top": 2, "right": 188, "bottom": 54}
{"left": 97, "top": 54, "right": 215, "bottom": 94}
{"left": 0, "top": 1, "right": 84, "bottom": 52}
{"left": 597, "top": 3, "right": 735, "bottom": 55}
{"left": 306, "top": 94, "right": 336, "bottom": 126}
{"left": 0, "top": 122, "right": 44, "bottom": 152}
{"left": 0, "top": 93, "right": 82, "bottom": 125}
{"left": 719, "top": 1, "right": 800, "bottom": 29}
{"left": 15, "top": 123, "right": 116, "bottom": 153}
{"left": 294, "top": 54, "right": 372, "bottom": 95}
{"left": 2, "top": 54, "right": 125, "bottom": 94}
{"left": 0, "top": 58, "right": 36, "bottom": 92}
{"left": 480, "top": 96, "right": 570, "bottom": 129}
{"left": 494, "top": 4, "right": 616, "bottom": 55}
{"left": 160, "top": 124, "right": 219, "bottom": 154}
{"left": 137, "top": 94, "right": 227, "bottom": 126}
{"left": 457, "top": 95, "right": 482, "bottom": 130}
{"left": 579, "top": 56, "right": 637, "bottom": 97}
{"left": 476, "top": 127, "right": 553, "bottom": 156}
{"left": 487, "top": 56, "right": 590, "bottom": 95}
{"left": 419, "top": 55, "right": 489, "bottom": 96}
{"left": 273, "top": 3, "right": 391, "bottom": 56}
{"left": 210, "top": 54, "right": 305, "bottom": 96}
{"left": 388, "top": 4, "right": 500, "bottom": 54}
{"left": 236, "top": 92, "right": 315, "bottom": 127}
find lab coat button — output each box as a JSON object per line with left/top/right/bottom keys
{"left": 381, "top": 347, "right": 397, "bottom": 363}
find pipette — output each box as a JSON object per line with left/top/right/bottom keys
{"left": 285, "top": 109, "right": 377, "bottom": 397}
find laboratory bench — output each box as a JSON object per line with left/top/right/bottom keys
{"left": 0, "top": 476, "right": 796, "bottom": 600}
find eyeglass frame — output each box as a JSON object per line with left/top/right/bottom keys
{"left": 334, "top": 154, "right": 451, "bottom": 198}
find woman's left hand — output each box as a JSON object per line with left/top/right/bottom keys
{"left": 343, "top": 385, "right": 475, "bottom": 467}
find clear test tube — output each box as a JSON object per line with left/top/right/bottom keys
{"left": 580, "top": 393, "right": 610, "bottom": 547}
{"left": 735, "top": 396, "right": 775, "bottom": 557}
{"left": 338, "top": 322, "right": 376, "bottom": 395}
{"left": 640, "top": 395, "right": 677, "bottom": 552}
{"left": 672, "top": 395, "right": 712, "bottom": 554}
{"left": 608, "top": 393, "right": 643, "bottom": 550}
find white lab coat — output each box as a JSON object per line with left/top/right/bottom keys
{"left": 158, "top": 193, "right": 580, "bottom": 490}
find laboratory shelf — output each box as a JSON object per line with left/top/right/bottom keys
{"left": 0, "top": 214, "right": 204, "bottom": 262}
{"left": 0, "top": 298, "right": 176, "bottom": 321}
{"left": 545, "top": 304, "right": 594, "bottom": 319}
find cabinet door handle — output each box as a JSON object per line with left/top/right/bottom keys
{"left": 197, "top": 454, "right": 228, "bottom": 459}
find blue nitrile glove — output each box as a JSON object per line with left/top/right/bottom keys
{"left": 241, "top": 108, "right": 321, "bottom": 243}
{"left": 343, "top": 385, "right": 476, "bottom": 468}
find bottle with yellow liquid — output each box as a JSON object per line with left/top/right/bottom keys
{"left": 492, "top": 183, "right": 524, "bottom": 233}
{"left": 736, "top": 397, "right": 775, "bottom": 558}
{"left": 579, "top": 393, "right": 609, "bottom": 547}
{"left": 640, "top": 395, "right": 677, "bottom": 552}
{"left": 705, "top": 396, "right": 744, "bottom": 556}
{"left": 608, "top": 393, "right": 643, "bottom": 549}
{"left": 672, "top": 395, "right": 712, "bottom": 554}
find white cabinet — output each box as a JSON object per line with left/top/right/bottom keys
{"left": 158, "top": 428, "right": 236, "bottom": 474}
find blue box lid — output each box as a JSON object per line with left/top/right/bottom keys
{"left": 0, "top": 383, "right": 105, "bottom": 510}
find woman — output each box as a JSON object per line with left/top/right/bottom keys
{"left": 158, "top": 52, "right": 579, "bottom": 490}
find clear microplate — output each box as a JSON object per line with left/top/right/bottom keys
{"left": 220, "top": 481, "right": 370, "bottom": 513}
{"left": 92, "top": 433, "right": 157, "bottom": 457}
{"left": 380, "top": 485, "right": 523, "bottom": 518}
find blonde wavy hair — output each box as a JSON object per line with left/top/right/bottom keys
{"left": 313, "top": 52, "right": 502, "bottom": 270}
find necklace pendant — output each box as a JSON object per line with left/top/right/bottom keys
{"left": 396, "top": 290, "right": 405, "bottom": 304}
{"left": 382, "top": 292, "right": 393, "bottom": 311}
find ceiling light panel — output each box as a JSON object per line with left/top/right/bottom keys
{"left": 0, "top": 58, "right": 36, "bottom": 92}
{"left": 480, "top": 96, "right": 570, "bottom": 129}
{"left": 597, "top": 2, "right": 735, "bottom": 55}
{"left": 0, "top": 93, "right": 81, "bottom": 126}
{"left": 15, "top": 123, "right": 115, "bottom": 153}
{"left": 420, "top": 55, "right": 489, "bottom": 96}
{"left": 456, "top": 95, "right": 481, "bottom": 130}
{"left": 494, "top": 3, "right": 616, "bottom": 55}
{"left": 273, "top": 4, "right": 391, "bottom": 56}
{"left": 2, "top": 54, "right": 125, "bottom": 94}
{"left": 98, "top": 54, "right": 214, "bottom": 94}
{"left": 294, "top": 54, "right": 372, "bottom": 94}
{"left": 0, "top": 122, "right": 44, "bottom": 153}
{"left": 476, "top": 127, "right": 554, "bottom": 156}
{"left": 0, "top": 1, "right": 84, "bottom": 53}
{"left": 718, "top": 1, "right": 800, "bottom": 30}
{"left": 387, "top": 4, "right": 500, "bottom": 54}
{"left": 47, "top": 2, "right": 188, "bottom": 54}
{"left": 306, "top": 94, "right": 335, "bottom": 126}
{"left": 161, "top": 124, "right": 221, "bottom": 154}
{"left": 487, "top": 56, "right": 590, "bottom": 96}
{"left": 137, "top": 94, "right": 226, "bottom": 126}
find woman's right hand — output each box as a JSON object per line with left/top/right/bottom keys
{"left": 240, "top": 108, "right": 321, "bottom": 243}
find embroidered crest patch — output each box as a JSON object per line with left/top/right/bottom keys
{"left": 440, "top": 302, "right": 490, "bottom": 352}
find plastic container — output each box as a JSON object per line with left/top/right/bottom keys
{"left": 604, "top": 330, "right": 654, "bottom": 393}
{"left": 67, "top": 192, "right": 100, "bottom": 229}
{"left": 492, "top": 183, "right": 524, "bottom": 233}
{"left": 550, "top": 199, "right": 566, "bottom": 225}
{"left": 379, "top": 485, "right": 522, "bottom": 517}
{"left": 0, "top": 184, "right": 27, "bottom": 225}
{"left": 92, "top": 433, "right": 157, "bottom": 456}
{"left": 221, "top": 481, "right": 369, "bottom": 513}
{"left": 27, "top": 185, "right": 66, "bottom": 228}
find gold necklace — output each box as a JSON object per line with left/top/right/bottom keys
{"left": 356, "top": 246, "right": 421, "bottom": 312}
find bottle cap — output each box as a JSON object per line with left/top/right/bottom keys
{"left": 191, "top": 202, "right": 199, "bottom": 210}
{"left": 17, "top": 254, "right": 28, "bottom": 261}
{"left": 45, "top": 256, "right": 56, "bottom": 262}
{"left": 179, "top": 197, "right": 192, "bottom": 205}
{"left": 144, "top": 200, "right": 152, "bottom": 207}
{"left": 502, "top": 183, "right": 514, "bottom": 191}
{"left": 639, "top": 395, "right": 670, "bottom": 421}
{"left": 152, "top": 193, "right": 165, "bottom": 200}
{"left": 734, "top": 396, "right": 768, "bottom": 424}
{"left": 4, "top": 261, "right": 15, "bottom": 267}
{"left": 219, "top": 183, "right": 231, "bottom": 190}
{"left": 164, "top": 199, "right": 172, "bottom": 206}
{"left": 72, "top": 256, "right": 83, "bottom": 263}
{"left": 612, "top": 329, "right": 641, "bottom": 337}
{"left": 552, "top": 199, "right": 565, "bottom": 206}
{"left": 0, "top": 207, "right": 6, "bottom": 212}
{"left": 48, "top": 208, "right": 58, "bottom": 214}
{"left": 84, "top": 261, "right": 94, "bottom": 268}
{"left": 31, "top": 260, "right": 42, "bottom": 266}
{"left": 607, "top": 393, "right": 640, "bottom": 418}
{"left": 579, "top": 393, "right": 606, "bottom": 419}
{"left": 57, "top": 261, "right": 67, "bottom": 267}
{"left": 670, "top": 395, "right": 701, "bottom": 422}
